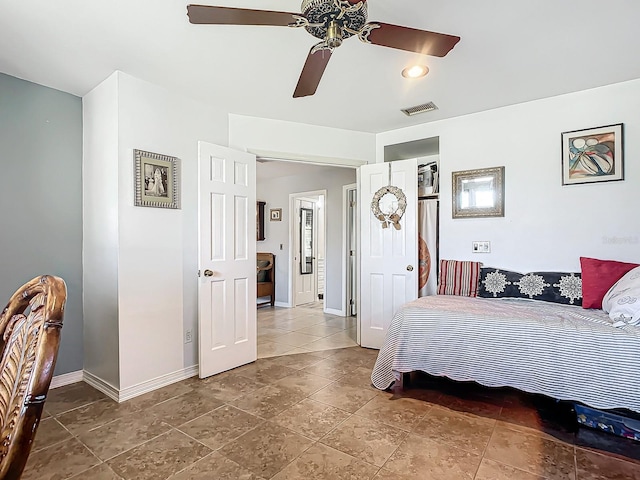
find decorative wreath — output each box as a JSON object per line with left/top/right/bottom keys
{"left": 371, "top": 185, "right": 407, "bottom": 230}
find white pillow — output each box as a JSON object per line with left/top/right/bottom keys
{"left": 602, "top": 266, "right": 640, "bottom": 327}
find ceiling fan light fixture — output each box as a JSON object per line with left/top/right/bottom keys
{"left": 402, "top": 65, "right": 429, "bottom": 78}
{"left": 187, "top": 2, "right": 460, "bottom": 99}
{"left": 326, "top": 20, "right": 343, "bottom": 48}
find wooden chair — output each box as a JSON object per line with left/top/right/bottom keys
{"left": 0, "top": 275, "right": 66, "bottom": 480}
{"left": 257, "top": 252, "right": 275, "bottom": 307}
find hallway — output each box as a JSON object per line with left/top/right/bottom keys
{"left": 257, "top": 303, "right": 357, "bottom": 359}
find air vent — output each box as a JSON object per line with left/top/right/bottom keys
{"left": 401, "top": 102, "right": 438, "bottom": 116}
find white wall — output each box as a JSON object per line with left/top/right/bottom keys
{"left": 257, "top": 167, "right": 357, "bottom": 312}
{"left": 229, "top": 114, "right": 376, "bottom": 165}
{"left": 377, "top": 79, "right": 640, "bottom": 272}
{"left": 83, "top": 71, "right": 639, "bottom": 395}
{"left": 83, "top": 71, "right": 229, "bottom": 392}
{"left": 83, "top": 73, "right": 376, "bottom": 394}
{"left": 116, "top": 72, "right": 229, "bottom": 388}
{"left": 83, "top": 73, "right": 120, "bottom": 388}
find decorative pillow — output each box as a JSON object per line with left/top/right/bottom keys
{"left": 602, "top": 266, "right": 640, "bottom": 327}
{"left": 479, "top": 268, "right": 582, "bottom": 305}
{"left": 580, "top": 257, "right": 639, "bottom": 309}
{"left": 478, "top": 268, "right": 522, "bottom": 298}
{"left": 257, "top": 260, "right": 270, "bottom": 283}
{"left": 437, "top": 260, "right": 481, "bottom": 297}
{"left": 530, "top": 271, "right": 583, "bottom": 305}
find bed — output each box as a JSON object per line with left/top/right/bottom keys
{"left": 370, "top": 295, "right": 640, "bottom": 413}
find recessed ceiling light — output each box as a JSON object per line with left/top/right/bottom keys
{"left": 402, "top": 65, "right": 429, "bottom": 79}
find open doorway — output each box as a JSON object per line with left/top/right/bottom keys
{"left": 256, "top": 159, "right": 356, "bottom": 313}
{"left": 255, "top": 159, "right": 358, "bottom": 357}
{"left": 291, "top": 192, "right": 325, "bottom": 308}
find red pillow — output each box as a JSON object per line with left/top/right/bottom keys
{"left": 580, "top": 257, "right": 639, "bottom": 309}
{"left": 438, "top": 259, "right": 482, "bottom": 297}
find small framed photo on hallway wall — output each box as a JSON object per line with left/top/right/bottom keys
{"left": 270, "top": 208, "right": 282, "bottom": 221}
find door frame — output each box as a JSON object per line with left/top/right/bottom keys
{"left": 289, "top": 190, "right": 326, "bottom": 309}
{"left": 342, "top": 183, "right": 357, "bottom": 319}
{"left": 251, "top": 152, "right": 366, "bottom": 314}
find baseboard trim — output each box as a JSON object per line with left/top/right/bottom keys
{"left": 324, "top": 307, "right": 346, "bottom": 317}
{"left": 83, "top": 370, "right": 120, "bottom": 402}
{"left": 118, "top": 365, "right": 199, "bottom": 402}
{"left": 83, "top": 365, "right": 199, "bottom": 403}
{"left": 50, "top": 370, "right": 84, "bottom": 389}
{"left": 274, "top": 301, "right": 291, "bottom": 308}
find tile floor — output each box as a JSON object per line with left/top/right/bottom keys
{"left": 256, "top": 302, "right": 358, "bottom": 358}
{"left": 24, "top": 306, "right": 640, "bottom": 480}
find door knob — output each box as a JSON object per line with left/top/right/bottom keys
{"left": 406, "top": 265, "right": 414, "bottom": 272}
{"left": 203, "top": 269, "right": 214, "bottom": 277}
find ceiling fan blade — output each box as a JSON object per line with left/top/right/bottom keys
{"left": 293, "top": 46, "right": 333, "bottom": 98}
{"left": 187, "top": 5, "right": 302, "bottom": 27}
{"left": 362, "top": 22, "right": 460, "bottom": 57}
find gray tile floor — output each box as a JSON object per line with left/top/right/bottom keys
{"left": 24, "top": 306, "right": 640, "bottom": 479}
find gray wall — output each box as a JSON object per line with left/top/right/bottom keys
{"left": 0, "top": 73, "right": 83, "bottom": 375}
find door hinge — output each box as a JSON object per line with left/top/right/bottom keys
{"left": 350, "top": 200, "right": 356, "bottom": 207}
{"left": 350, "top": 250, "right": 354, "bottom": 256}
{"left": 197, "top": 270, "right": 201, "bottom": 277}
{"left": 349, "top": 299, "right": 354, "bottom": 305}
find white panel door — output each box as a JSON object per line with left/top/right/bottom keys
{"left": 294, "top": 198, "right": 316, "bottom": 305}
{"left": 359, "top": 159, "right": 418, "bottom": 348}
{"left": 198, "top": 141, "right": 256, "bottom": 378}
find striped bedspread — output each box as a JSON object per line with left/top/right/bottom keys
{"left": 371, "top": 295, "right": 640, "bottom": 413}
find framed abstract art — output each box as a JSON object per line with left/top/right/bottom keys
{"left": 561, "top": 123, "right": 624, "bottom": 185}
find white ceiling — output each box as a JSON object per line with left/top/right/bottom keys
{"left": 2, "top": 1, "right": 640, "bottom": 133}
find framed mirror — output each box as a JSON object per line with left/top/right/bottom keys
{"left": 452, "top": 166, "right": 505, "bottom": 218}
{"left": 300, "top": 207, "right": 314, "bottom": 274}
{"left": 256, "top": 201, "right": 265, "bottom": 241}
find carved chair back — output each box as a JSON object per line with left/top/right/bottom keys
{"left": 0, "top": 276, "right": 66, "bottom": 480}
{"left": 257, "top": 252, "right": 275, "bottom": 307}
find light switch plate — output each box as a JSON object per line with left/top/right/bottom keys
{"left": 472, "top": 241, "right": 491, "bottom": 253}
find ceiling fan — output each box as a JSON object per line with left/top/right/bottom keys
{"left": 187, "top": 0, "right": 460, "bottom": 98}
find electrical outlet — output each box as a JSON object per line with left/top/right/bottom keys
{"left": 472, "top": 241, "right": 491, "bottom": 253}
{"left": 185, "top": 329, "right": 193, "bottom": 344}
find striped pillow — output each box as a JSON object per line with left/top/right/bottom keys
{"left": 437, "top": 259, "right": 482, "bottom": 297}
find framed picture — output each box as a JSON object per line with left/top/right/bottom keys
{"left": 270, "top": 208, "right": 282, "bottom": 221}
{"left": 452, "top": 166, "right": 505, "bottom": 218}
{"left": 134, "top": 149, "right": 180, "bottom": 209}
{"left": 561, "top": 123, "right": 624, "bottom": 185}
